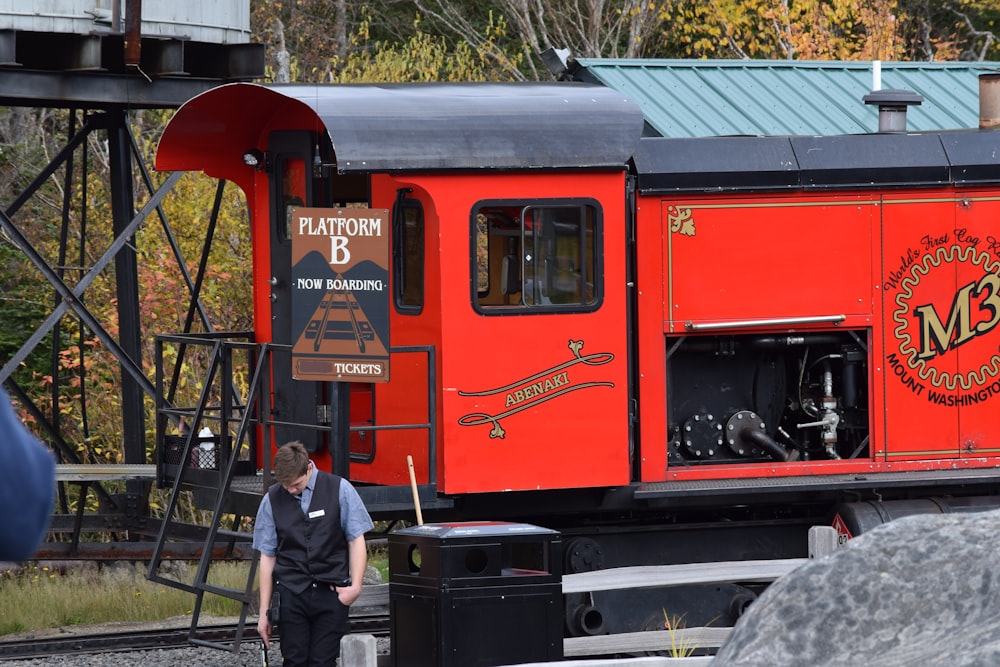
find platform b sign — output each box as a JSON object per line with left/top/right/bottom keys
{"left": 289, "top": 207, "right": 390, "bottom": 383}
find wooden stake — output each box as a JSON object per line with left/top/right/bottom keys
{"left": 407, "top": 455, "right": 424, "bottom": 525}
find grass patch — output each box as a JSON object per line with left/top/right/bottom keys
{"left": 369, "top": 542, "right": 390, "bottom": 583}
{"left": 662, "top": 610, "right": 698, "bottom": 658}
{"left": 0, "top": 562, "right": 248, "bottom": 637}
{"left": 0, "top": 548, "right": 390, "bottom": 637}
{"left": 0, "top": 620, "right": 25, "bottom": 635}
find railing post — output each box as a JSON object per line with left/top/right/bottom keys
{"left": 330, "top": 381, "right": 350, "bottom": 477}
{"left": 340, "top": 634, "right": 377, "bottom": 667}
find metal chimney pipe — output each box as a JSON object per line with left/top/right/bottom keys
{"left": 125, "top": 0, "right": 142, "bottom": 67}
{"left": 862, "top": 88, "right": 924, "bottom": 133}
{"left": 981, "top": 73, "right": 1000, "bottom": 129}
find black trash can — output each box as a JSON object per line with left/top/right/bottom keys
{"left": 389, "top": 521, "right": 562, "bottom": 667}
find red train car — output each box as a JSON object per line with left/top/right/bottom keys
{"left": 155, "top": 81, "right": 1000, "bottom": 632}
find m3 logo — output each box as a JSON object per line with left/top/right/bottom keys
{"left": 892, "top": 243, "right": 1000, "bottom": 395}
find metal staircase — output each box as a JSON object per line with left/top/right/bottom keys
{"left": 145, "top": 332, "right": 443, "bottom": 652}
{"left": 147, "top": 331, "right": 270, "bottom": 652}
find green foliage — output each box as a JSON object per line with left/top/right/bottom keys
{"left": 0, "top": 104, "right": 253, "bottom": 476}
{"left": 331, "top": 13, "right": 522, "bottom": 83}
{"left": 0, "top": 108, "right": 79, "bottom": 391}
{"left": 253, "top": 0, "right": 524, "bottom": 83}
{"left": 135, "top": 172, "right": 253, "bottom": 336}
{"left": 370, "top": 542, "right": 390, "bottom": 583}
{"left": 0, "top": 619, "right": 25, "bottom": 635}
{"left": 0, "top": 233, "right": 51, "bottom": 383}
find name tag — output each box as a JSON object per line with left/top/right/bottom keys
{"left": 308, "top": 509, "right": 326, "bottom": 519}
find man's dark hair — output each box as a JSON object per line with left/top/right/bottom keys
{"left": 274, "top": 441, "right": 310, "bottom": 484}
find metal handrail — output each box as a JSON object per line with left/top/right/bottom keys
{"left": 153, "top": 332, "right": 438, "bottom": 496}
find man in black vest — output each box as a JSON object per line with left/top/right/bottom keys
{"left": 254, "top": 441, "right": 374, "bottom": 665}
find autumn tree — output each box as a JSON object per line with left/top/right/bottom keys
{"left": 658, "top": 0, "right": 997, "bottom": 61}
{"left": 330, "top": 13, "right": 522, "bottom": 82}
{"left": 898, "top": 0, "right": 999, "bottom": 60}
{"left": 0, "top": 111, "right": 57, "bottom": 388}
{"left": 0, "top": 102, "right": 253, "bottom": 473}
{"left": 250, "top": 0, "right": 525, "bottom": 84}
{"left": 410, "top": 0, "right": 664, "bottom": 80}
{"left": 251, "top": 0, "right": 352, "bottom": 81}
{"left": 377, "top": 0, "right": 998, "bottom": 80}
{"left": 0, "top": 107, "right": 98, "bottom": 424}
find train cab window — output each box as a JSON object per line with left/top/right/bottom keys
{"left": 393, "top": 193, "right": 424, "bottom": 313}
{"left": 474, "top": 200, "right": 601, "bottom": 312}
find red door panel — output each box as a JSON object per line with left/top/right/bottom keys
{"left": 664, "top": 196, "right": 874, "bottom": 332}
{"left": 881, "top": 196, "right": 959, "bottom": 459}
{"left": 954, "top": 194, "right": 1000, "bottom": 458}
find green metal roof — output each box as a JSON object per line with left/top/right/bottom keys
{"left": 574, "top": 59, "right": 999, "bottom": 137}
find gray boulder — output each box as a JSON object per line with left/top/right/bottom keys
{"left": 713, "top": 509, "right": 1000, "bottom": 666}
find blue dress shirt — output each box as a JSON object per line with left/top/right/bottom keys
{"left": 252, "top": 464, "right": 374, "bottom": 557}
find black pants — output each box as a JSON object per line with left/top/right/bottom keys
{"left": 278, "top": 582, "right": 350, "bottom": 667}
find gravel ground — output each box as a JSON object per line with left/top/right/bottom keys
{"left": 3, "top": 644, "right": 282, "bottom": 666}
{"left": 3, "top": 638, "right": 392, "bottom": 666}
{"left": 1, "top": 616, "right": 392, "bottom": 667}
{"left": 1, "top": 563, "right": 391, "bottom": 666}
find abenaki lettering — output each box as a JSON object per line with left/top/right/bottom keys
{"left": 458, "top": 340, "right": 615, "bottom": 439}
{"left": 505, "top": 371, "right": 569, "bottom": 407}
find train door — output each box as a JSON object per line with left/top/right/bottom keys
{"left": 951, "top": 193, "right": 1000, "bottom": 458}
{"left": 350, "top": 190, "right": 430, "bottom": 485}
{"left": 267, "top": 130, "right": 325, "bottom": 452}
{"left": 436, "top": 182, "right": 632, "bottom": 494}
{"left": 880, "top": 194, "right": 960, "bottom": 459}
{"left": 266, "top": 130, "right": 378, "bottom": 462}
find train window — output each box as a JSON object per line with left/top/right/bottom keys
{"left": 393, "top": 192, "right": 424, "bottom": 313}
{"left": 278, "top": 156, "right": 307, "bottom": 242}
{"left": 473, "top": 200, "right": 601, "bottom": 312}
